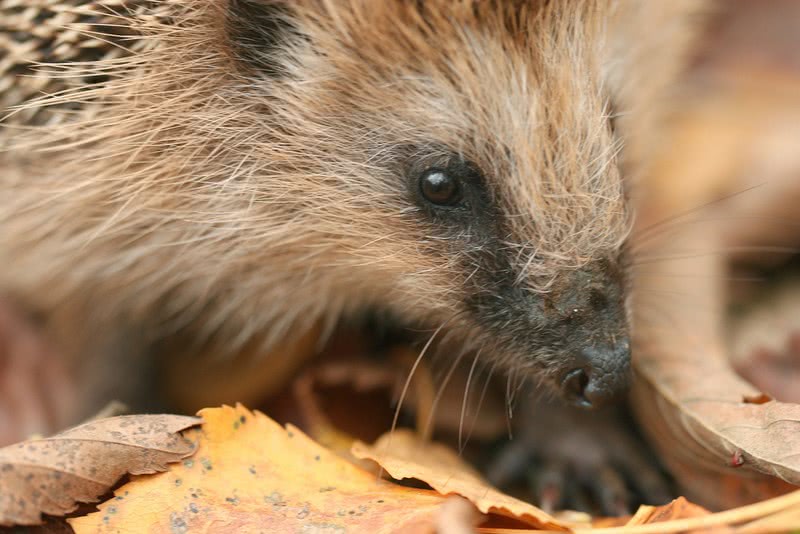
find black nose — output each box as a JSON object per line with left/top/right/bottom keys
{"left": 560, "top": 341, "right": 631, "bottom": 408}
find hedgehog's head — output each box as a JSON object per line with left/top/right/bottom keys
{"left": 215, "top": 0, "right": 632, "bottom": 406}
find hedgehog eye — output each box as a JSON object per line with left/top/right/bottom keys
{"left": 419, "top": 169, "right": 462, "bottom": 206}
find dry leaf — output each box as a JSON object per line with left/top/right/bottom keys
{"left": 625, "top": 497, "right": 727, "bottom": 533}
{"left": 292, "top": 359, "right": 401, "bottom": 454}
{"left": 69, "top": 404, "right": 450, "bottom": 533}
{"left": 632, "top": 295, "right": 800, "bottom": 509}
{"left": 0, "top": 414, "right": 199, "bottom": 526}
{"left": 603, "top": 490, "right": 800, "bottom": 534}
{"left": 628, "top": 1, "right": 800, "bottom": 507}
{"left": 352, "top": 429, "right": 570, "bottom": 531}
{"left": 632, "top": 147, "right": 800, "bottom": 508}
{"left": 291, "top": 348, "right": 505, "bottom": 455}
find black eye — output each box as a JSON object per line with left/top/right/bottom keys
{"left": 419, "top": 169, "right": 462, "bottom": 206}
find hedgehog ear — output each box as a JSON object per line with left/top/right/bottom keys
{"left": 227, "top": 0, "right": 300, "bottom": 78}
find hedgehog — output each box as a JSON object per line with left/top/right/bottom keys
{"left": 0, "top": 0, "right": 702, "bottom": 508}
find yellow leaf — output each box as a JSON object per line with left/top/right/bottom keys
{"left": 352, "top": 429, "right": 571, "bottom": 531}
{"left": 69, "top": 405, "right": 449, "bottom": 533}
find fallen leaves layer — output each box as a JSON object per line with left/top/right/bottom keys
{"left": 0, "top": 414, "right": 199, "bottom": 526}
{"left": 69, "top": 405, "right": 453, "bottom": 533}
{"left": 6, "top": 403, "right": 788, "bottom": 533}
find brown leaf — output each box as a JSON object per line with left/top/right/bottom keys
{"left": 629, "top": 1, "right": 800, "bottom": 504}
{"left": 290, "top": 348, "right": 505, "bottom": 455}
{"left": 292, "top": 358, "right": 401, "bottom": 452}
{"left": 632, "top": 292, "right": 800, "bottom": 509}
{"left": 630, "top": 497, "right": 717, "bottom": 526}
{"left": 631, "top": 160, "right": 800, "bottom": 508}
{"left": 616, "top": 491, "right": 800, "bottom": 533}
{"left": 631, "top": 289, "right": 800, "bottom": 501}
{"left": 352, "top": 429, "right": 571, "bottom": 531}
{"left": 0, "top": 414, "right": 200, "bottom": 526}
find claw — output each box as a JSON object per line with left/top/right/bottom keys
{"left": 593, "top": 464, "right": 630, "bottom": 516}
{"left": 532, "top": 460, "right": 567, "bottom": 513}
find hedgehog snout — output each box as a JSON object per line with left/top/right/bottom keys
{"left": 559, "top": 339, "right": 631, "bottom": 408}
